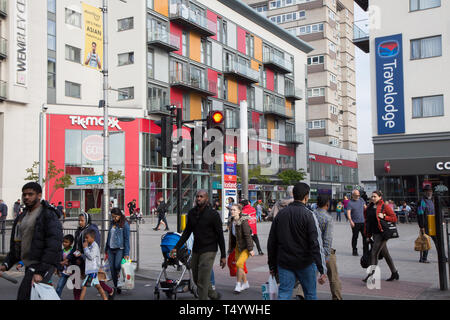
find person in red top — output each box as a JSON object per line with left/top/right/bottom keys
{"left": 240, "top": 200, "right": 264, "bottom": 255}
{"left": 363, "top": 190, "right": 399, "bottom": 282}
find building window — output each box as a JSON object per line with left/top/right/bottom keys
{"left": 65, "top": 81, "right": 81, "bottom": 98}
{"left": 307, "top": 87, "right": 325, "bottom": 97}
{"left": 225, "top": 108, "right": 238, "bottom": 129}
{"left": 299, "top": 23, "right": 324, "bottom": 35}
{"left": 247, "top": 86, "right": 255, "bottom": 109}
{"left": 48, "top": 59, "right": 56, "bottom": 88}
{"left": 147, "top": 0, "right": 154, "bottom": 10}
{"left": 217, "top": 74, "right": 223, "bottom": 99}
{"left": 307, "top": 55, "right": 324, "bottom": 65}
{"left": 223, "top": 78, "right": 228, "bottom": 101}
{"left": 201, "top": 98, "right": 211, "bottom": 119}
{"left": 118, "top": 87, "right": 134, "bottom": 100}
{"left": 118, "top": 52, "right": 134, "bottom": 66}
{"left": 410, "top": 0, "right": 440, "bottom": 11}
{"left": 147, "top": 50, "right": 154, "bottom": 79}
{"left": 246, "top": 34, "right": 254, "bottom": 57}
{"left": 330, "top": 73, "right": 337, "bottom": 84}
{"left": 65, "top": 45, "right": 81, "bottom": 63}
{"left": 65, "top": 8, "right": 81, "bottom": 28}
{"left": 263, "top": 69, "right": 267, "bottom": 88}
{"left": 411, "top": 35, "right": 442, "bottom": 60}
{"left": 308, "top": 120, "right": 325, "bottom": 129}
{"left": 183, "top": 94, "right": 190, "bottom": 121}
{"left": 274, "top": 73, "right": 278, "bottom": 92}
{"left": 201, "top": 39, "right": 212, "bottom": 66}
{"left": 118, "top": 17, "right": 134, "bottom": 31}
{"left": 148, "top": 85, "right": 168, "bottom": 110}
{"left": 412, "top": 95, "right": 444, "bottom": 118}
{"left": 48, "top": 0, "right": 56, "bottom": 13}
{"left": 217, "top": 18, "right": 227, "bottom": 45}
{"left": 182, "top": 31, "right": 188, "bottom": 57}
{"left": 329, "top": 42, "right": 337, "bottom": 53}
{"left": 47, "top": 20, "right": 56, "bottom": 50}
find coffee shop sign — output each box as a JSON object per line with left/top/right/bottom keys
{"left": 436, "top": 162, "right": 450, "bottom": 171}
{"left": 69, "top": 116, "right": 122, "bottom": 130}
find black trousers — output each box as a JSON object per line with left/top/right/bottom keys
{"left": 155, "top": 214, "right": 169, "bottom": 230}
{"left": 252, "top": 234, "right": 263, "bottom": 253}
{"left": 0, "top": 216, "right": 5, "bottom": 234}
{"left": 352, "top": 223, "right": 369, "bottom": 254}
{"left": 18, "top": 266, "right": 55, "bottom": 300}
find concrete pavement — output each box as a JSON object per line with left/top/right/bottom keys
{"left": 0, "top": 213, "right": 449, "bottom": 300}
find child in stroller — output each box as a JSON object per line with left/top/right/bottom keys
{"left": 154, "top": 232, "right": 197, "bottom": 300}
{"left": 130, "top": 208, "right": 145, "bottom": 224}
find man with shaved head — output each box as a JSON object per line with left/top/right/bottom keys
{"left": 346, "top": 189, "right": 368, "bottom": 256}
{"left": 171, "top": 190, "right": 226, "bottom": 300}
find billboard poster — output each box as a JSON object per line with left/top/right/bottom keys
{"left": 222, "top": 153, "right": 237, "bottom": 223}
{"left": 82, "top": 3, "right": 103, "bottom": 70}
{"left": 375, "top": 33, "right": 405, "bottom": 135}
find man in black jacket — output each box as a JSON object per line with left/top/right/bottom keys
{"left": 267, "top": 182, "right": 327, "bottom": 300}
{"left": 153, "top": 197, "right": 169, "bottom": 231}
{"left": 170, "top": 190, "right": 226, "bottom": 300}
{"left": 0, "top": 182, "right": 63, "bottom": 300}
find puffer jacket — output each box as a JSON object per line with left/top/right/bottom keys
{"left": 228, "top": 214, "right": 253, "bottom": 254}
{"left": 2, "top": 200, "right": 63, "bottom": 277}
{"left": 242, "top": 204, "right": 257, "bottom": 235}
{"left": 268, "top": 197, "right": 294, "bottom": 221}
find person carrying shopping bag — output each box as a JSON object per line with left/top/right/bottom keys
{"left": 228, "top": 204, "right": 254, "bottom": 293}
{"left": 105, "top": 207, "right": 130, "bottom": 295}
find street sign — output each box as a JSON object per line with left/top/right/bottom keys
{"left": 76, "top": 175, "right": 104, "bottom": 186}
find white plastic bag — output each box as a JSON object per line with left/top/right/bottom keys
{"left": 30, "top": 283, "right": 61, "bottom": 300}
{"left": 268, "top": 276, "right": 278, "bottom": 300}
{"left": 118, "top": 260, "right": 136, "bottom": 290}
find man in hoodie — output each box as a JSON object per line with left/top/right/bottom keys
{"left": 0, "top": 182, "right": 63, "bottom": 300}
{"left": 267, "top": 186, "right": 294, "bottom": 221}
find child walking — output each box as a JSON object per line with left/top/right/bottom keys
{"left": 336, "top": 201, "right": 343, "bottom": 222}
{"left": 56, "top": 234, "right": 74, "bottom": 297}
{"left": 80, "top": 230, "right": 108, "bottom": 300}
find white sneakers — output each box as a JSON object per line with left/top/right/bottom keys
{"left": 234, "top": 281, "right": 250, "bottom": 293}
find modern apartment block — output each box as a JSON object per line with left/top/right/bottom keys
{"left": 245, "top": 0, "right": 363, "bottom": 199}
{"left": 369, "top": 0, "right": 450, "bottom": 201}
{"left": 0, "top": 0, "right": 311, "bottom": 217}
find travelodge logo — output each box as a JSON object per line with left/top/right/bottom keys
{"left": 69, "top": 116, "right": 122, "bottom": 130}
{"left": 378, "top": 40, "right": 399, "bottom": 58}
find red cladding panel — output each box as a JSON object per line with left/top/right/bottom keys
{"left": 207, "top": 10, "right": 218, "bottom": 41}
{"left": 238, "top": 83, "right": 247, "bottom": 103}
{"left": 170, "top": 23, "right": 183, "bottom": 56}
{"left": 237, "top": 27, "right": 246, "bottom": 54}
{"left": 266, "top": 69, "right": 274, "bottom": 91}
{"left": 309, "top": 153, "right": 358, "bottom": 168}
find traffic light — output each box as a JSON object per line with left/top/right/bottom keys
{"left": 206, "top": 111, "right": 225, "bottom": 134}
{"left": 155, "top": 116, "right": 173, "bottom": 158}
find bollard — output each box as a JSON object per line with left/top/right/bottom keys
{"left": 181, "top": 214, "right": 187, "bottom": 232}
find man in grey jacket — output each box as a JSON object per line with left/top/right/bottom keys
{"left": 267, "top": 186, "right": 294, "bottom": 221}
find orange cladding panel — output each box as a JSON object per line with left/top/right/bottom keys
{"left": 190, "top": 94, "right": 202, "bottom": 120}
{"left": 154, "top": 0, "right": 168, "bottom": 17}
{"left": 266, "top": 116, "right": 274, "bottom": 139}
{"left": 254, "top": 36, "right": 263, "bottom": 62}
{"left": 227, "top": 79, "right": 238, "bottom": 104}
{"left": 190, "top": 32, "right": 201, "bottom": 63}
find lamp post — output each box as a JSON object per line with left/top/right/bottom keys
{"left": 38, "top": 104, "right": 48, "bottom": 189}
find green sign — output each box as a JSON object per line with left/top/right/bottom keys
{"left": 213, "top": 181, "right": 222, "bottom": 189}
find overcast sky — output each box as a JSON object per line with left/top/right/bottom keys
{"left": 354, "top": 4, "right": 373, "bottom": 154}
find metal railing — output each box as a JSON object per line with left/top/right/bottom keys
{"left": 147, "top": 96, "right": 170, "bottom": 114}
{"left": 147, "top": 29, "right": 180, "bottom": 50}
{"left": 264, "top": 98, "right": 291, "bottom": 118}
{"left": 263, "top": 51, "right": 293, "bottom": 72}
{"left": 285, "top": 132, "right": 305, "bottom": 144}
{"left": 224, "top": 60, "right": 260, "bottom": 82}
{"left": 170, "top": 69, "right": 217, "bottom": 95}
{"left": 285, "top": 85, "right": 303, "bottom": 99}
{"left": 354, "top": 22, "right": 369, "bottom": 41}
{"left": 170, "top": 3, "right": 216, "bottom": 34}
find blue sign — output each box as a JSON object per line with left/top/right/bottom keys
{"left": 225, "top": 190, "right": 236, "bottom": 196}
{"left": 224, "top": 163, "right": 237, "bottom": 175}
{"left": 76, "top": 175, "right": 104, "bottom": 186}
{"left": 375, "top": 34, "right": 405, "bottom": 135}
{"left": 212, "top": 181, "right": 222, "bottom": 189}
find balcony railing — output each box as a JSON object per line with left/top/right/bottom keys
{"left": 169, "top": 3, "right": 216, "bottom": 36}
{"left": 264, "top": 98, "right": 292, "bottom": 119}
{"left": 0, "top": 37, "right": 7, "bottom": 58}
{"left": 0, "top": 0, "right": 6, "bottom": 17}
{"left": 0, "top": 80, "right": 7, "bottom": 100}
{"left": 263, "top": 51, "right": 293, "bottom": 74}
{"left": 223, "top": 60, "right": 260, "bottom": 83}
{"left": 147, "top": 29, "right": 180, "bottom": 52}
{"left": 285, "top": 85, "right": 303, "bottom": 101}
{"left": 147, "top": 96, "right": 170, "bottom": 114}
{"left": 285, "top": 132, "right": 304, "bottom": 145}
{"left": 353, "top": 21, "right": 369, "bottom": 53}
{"left": 170, "top": 70, "right": 217, "bottom": 96}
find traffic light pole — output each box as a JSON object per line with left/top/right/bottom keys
{"left": 177, "top": 108, "right": 183, "bottom": 233}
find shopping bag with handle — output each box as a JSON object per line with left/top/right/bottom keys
{"left": 118, "top": 259, "right": 137, "bottom": 290}
{"left": 267, "top": 275, "right": 278, "bottom": 300}
{"left": 30, "top": 283, "right": 60, "bottom": 300}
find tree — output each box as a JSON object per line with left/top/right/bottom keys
{"left": 25, "top": 160, "right": 73, "bottom": 202}
{"left": 278, "top": 168, "right": 307, "bottom": 186}
{"left": 89, "top": 169, "right": 125, "bottom": 209}
{"left": 237, "top": 165, "right": 271, "bottom": 185}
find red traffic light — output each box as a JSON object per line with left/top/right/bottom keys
{"left": 211, "top": 111, "right": 224, "bottom": 124}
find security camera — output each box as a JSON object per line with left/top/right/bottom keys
{"left": 42, "top": 105, "right": 48, "bottom": 112}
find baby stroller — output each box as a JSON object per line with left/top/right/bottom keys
{"left": 130, "top": 208, "right": 145, "bottom": 224}
{"left": 154, "top": 232, "right": 197, "bottom": 300}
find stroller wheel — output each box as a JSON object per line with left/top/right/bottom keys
{"left": 165, "top": 291, "right": 173, "bottom": 299}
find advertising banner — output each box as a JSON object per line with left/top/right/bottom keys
{"left": 82, "top": 3, "right": 103, "bottom": 70}
{"left": 375, "top": 33, "right": 405, "bottom": 135}
{"left": 222, "top": 153, "right": 237, "bottom": 223}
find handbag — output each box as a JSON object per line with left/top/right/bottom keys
{"left": 379, "top": 204, "right": 399, "bottom": 240}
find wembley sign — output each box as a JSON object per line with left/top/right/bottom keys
{"left": 69, "top": 116, "right": 122, "bottom": 130}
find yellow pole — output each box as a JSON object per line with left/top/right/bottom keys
{"left": 181, "top": 214, "right": 187, "bottom": 231}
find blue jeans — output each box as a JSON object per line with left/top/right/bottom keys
{"left": 108, "top": 248, "right": 124, "bottom": 288}
{"left": 56, "top": 273, "right": 70, "bottom": 297}
{"left": 210, "top": 270, "right": 215, "bottom": 286}
{"left": 278, "top": 264, "right": 318, "bottom": 300}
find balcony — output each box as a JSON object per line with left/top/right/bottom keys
{"left": 353, "top": 22, "right": 369, "bottom": 53}
{"left": 223, "top": 60, "right": 260, "bottom": 84}
{"left": 170, "top": 70, "right": 217, "bottom": 96}
{"left": 354, "top": 0, "right": 369, "bottom": 11}
{"left": 285, "top": 86, "right": 303, "bottom": 101}
{"left": 263, "top": 52, "right": 293, "bottom": 74}
{"left": 285, "top": 132, "right": 305, "bottom": 145}
{"left": 0, "top": 80, "right": 7, "bottom": 101}
{"left": 264, "top": 98, "right": 293, "bottom": 119}
{"left": 147, "top": 96, "right": 171, "bottom": 115}
{"left": 0, "top": 0, "right": 6, "bottom": 18}
{"left": 169, "top": 3, "right": 216, "bottom": 37}
{"left": 0, "top": 37, "right": 6, "bottom": 59}
{"left": 147, "top": 30, "right": 180, "bottom": 52}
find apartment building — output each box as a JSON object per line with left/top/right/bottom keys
{"left": 245, "top": 0, "right": 361, "bottom": 199}
{"left": 0, "top": 0, "right": 311, "bottom": 217}
{"left": 369, "top": 0, "right": 450, "bottom": 201}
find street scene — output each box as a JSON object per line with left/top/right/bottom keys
{"left": 0, "top": 0, "right": 449, "bottom": 305}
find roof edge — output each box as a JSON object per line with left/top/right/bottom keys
{"left": 216, "top": 0, "right": 314, "bottom": 54}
